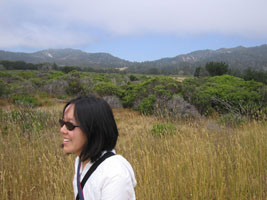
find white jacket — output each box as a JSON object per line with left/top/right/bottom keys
{"left": 73, "top": 152, "right": 137, "bottom": 200}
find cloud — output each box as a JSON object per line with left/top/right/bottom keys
{"left": 0, "top": 0, "right": 266, "bottom": 49}
{"left": 43, "top": 0, "right": 267, "bottom": 36}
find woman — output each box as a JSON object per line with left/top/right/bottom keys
{"left": 59, "top": 96, "right": 137, "bottom": 200}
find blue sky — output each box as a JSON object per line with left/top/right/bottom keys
{"left": 0, "top": 0, "right": 266, "bottom": 62}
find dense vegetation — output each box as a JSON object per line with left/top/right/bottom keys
{"left": 0, "top": 68, "right": 266, "bottom": 125}
{"left": 182, "top": 75, "right": 266, "bottom": 119}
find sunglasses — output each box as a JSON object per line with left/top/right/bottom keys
{"left": 59, "top": 119, "right": 80, "bottom": 131}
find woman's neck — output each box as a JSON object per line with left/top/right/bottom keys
{"left": 81, "top": 159, "right": 90, "bottom": 170}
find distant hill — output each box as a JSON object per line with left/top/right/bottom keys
{"left": 137, "top": 44, "right": 267, "bottom": 74}
{"left": 0, "top": 48, "right": 131, "bottom": 68}
{"left": 0, "top": 45, "right": 267, "bottom": 74}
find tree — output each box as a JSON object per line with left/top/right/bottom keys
{"left": 148, "top": 68, "right": 159, "bottom": 75}
{"left": 60, "top": 66, "right": 81, "bottom": 73}
{"left": 194, "top": 66, "right": 209, "bottom": 77}
{"left": 243, "top": 68, "right": 267, "bottom": 84}
{"left": 129, "top": 74, "right": 138, "bottom": 81}
{"left": 52, "top": 62, "right": 58, "bottom": 70}
{"left": 205, "top": 62, "right": 229, "bottom": 76}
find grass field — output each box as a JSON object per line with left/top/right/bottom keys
{"left": 0, "top": 104, "right": 266, "bottom": 199}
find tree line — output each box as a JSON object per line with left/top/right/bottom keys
{"left": 1, "top": 60, "right": 267, "bottom": 84}
{"left": 194, "top": 61, "right": 267, "bottom": 84}
{"left": 0, "top": 60, "right": 122, "bottom": 74}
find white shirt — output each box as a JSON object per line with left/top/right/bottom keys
{"left": 73, "top": 151, "right": 137, "bottom": 200}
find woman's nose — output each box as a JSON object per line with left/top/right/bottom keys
{"left": 60, "top": 125, "right": 68, "bottom": 135}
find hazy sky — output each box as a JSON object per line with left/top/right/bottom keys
{"left": 0, "top": 0, "right": 267, "bottom": 61}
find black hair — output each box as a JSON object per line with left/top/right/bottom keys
{"left": 62, "top": 96, "right": 118, "bottom": 162}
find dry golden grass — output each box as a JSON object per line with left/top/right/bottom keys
{"left": 0, "top": 105, "right": 266, "bottom": 199}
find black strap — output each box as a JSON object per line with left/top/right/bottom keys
{"left": 76, "top": 152, "right": 115, "bottom": 200}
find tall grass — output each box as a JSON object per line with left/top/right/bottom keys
{"left": 0, "top": 106, "right": 266, "bottom": 199}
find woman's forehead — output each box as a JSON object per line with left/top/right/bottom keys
{"left": 64, "top": 104, "right": 75, "bottom": 119}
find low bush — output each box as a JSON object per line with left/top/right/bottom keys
{"left": 137, "top": 95, "right": 156, "bottom": 115}
{"left": 154, "top": 85, "right": 172, "bottom": 98}
{"left": 93, "top": 82, "right": 123, "bottom": 97}
{"left": 0, "top": 108, "right": 56, "bottom": 134}
{"left": 29, "top": 77, "right": 44, "bottom": 87}
{"left": 0, "top": 71, "right": 12, "bottom": 78}
{"left": 181, "top": 75, "right": 267, "bottom": 119}
{"left": 129, "top": 74, "right": 139, "bottom": 81}
{"left": 122, "top": 76, "right": 180, "bottom": 109}
{"left": 93, "top": 74, "right": 110, "bottom": 83}
{"left": 0, "top": 80, "right": 10, "bottom": 97}
{"left": 48, "top": 71, "right": 65, "bottom": 80}
{"left": 12, "top": 94, "right": 39, "bottom": 107}
{"left": 66, "top": 79, "right": 84, "bottom": 96}
{"left": 150, "top": 122, "right": 176, "bottom": 137}
{"left": 14, "top": 70, "right": 36, "bottom": 79}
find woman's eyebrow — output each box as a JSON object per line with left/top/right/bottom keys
{"left": 63, "top": 116, "right": 76, "bottom": 122}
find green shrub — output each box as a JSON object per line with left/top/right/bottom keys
{"left": 29, "top": 77, "right": 44, "bottom": 87}
{"left": 15, "top": 71, "right": 36, "bottom": 80}
{"left": 93, "top": 82, "right": 123, "bottom": 97}
{"left": 0, "top": 71, "right": 12, "bottom": 77}
{"left": 48, "top": 71, "right": 65, "bottom": 80}
{"left": 66, "top": 79, "right": 84, "bottom": 96}
{"left": 12, "top": 94, "right": 39, "bottom": 107}
{"left": 121, "top": 81, "right": 148, "bottom": 107}
{"left": 154, "top": 85, "right": 171, "bottom": 97}
{"left": 93, "top": 74, "right": 110, "bottom": 83}
{"left": 137, "top": 95, "right": 156, "bottom": 115}
{"left": 129, "top": 74, "right": 139, "bottom": 81}
{"left": 121, "top": 76, "right": 180, "bottom": 108}
{"left": 38, "top": 92, "right": 48, "bottom": 98}
{"left": 150, "top": 122, "right": 176, "bottom": 137}
{"left": 0, "top": 80, "right": 10, "bottom": 97}
{"left": 120, "top": 84, "right": 137, "bottom": 107}
{"left": 60, "top": 66, "right": 81, "bottom": 73}
{"left": 68, "top": 70, "right": 81, "bottom": 77}
{"left": 0, "top": 108, "right": 57, "bottom": 134}
{"left": 181, "top": 75, "right": 266, "bottom": 118}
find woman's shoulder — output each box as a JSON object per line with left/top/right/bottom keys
{"left": 82, "top": 153, "right": 137, "bottom": 192}
{"left": 97, "top": 154, "right": 135, "bottom": 178}
{"left": 101, "top": 154, "right": 132, "bottom": 169}
{"left": 87, "top": 154, "right": 137, "bottom": 199}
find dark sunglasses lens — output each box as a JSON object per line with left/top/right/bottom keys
{"left": 65, "top": 122, "right": 75, "bottom": 131}
{"left": 59, "top": 119, "right": 76, "bottom": 131}
{"left": 59, "top": 119, "right": 64, "bottom": 127}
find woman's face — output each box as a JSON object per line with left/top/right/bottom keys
{"left": 60, "top": 104, "right": 87, "bottom": 156}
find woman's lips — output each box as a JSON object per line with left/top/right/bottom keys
{"left": 63, "top": 139, "right": 70, "bottom": 144}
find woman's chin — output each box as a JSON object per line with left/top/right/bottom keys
{"left": 62, "top": 144, "right": 81, "bottom": 155}
{"left": 63, "top": 146, "right": 72, "bottom": 154}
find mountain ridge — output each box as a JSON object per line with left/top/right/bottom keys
{"left": 0, "top": 44, "right": 267, "bottom": 73}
